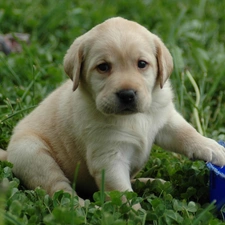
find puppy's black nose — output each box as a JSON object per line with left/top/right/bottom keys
{"left": 116, "top": 89, "right": 136, "bottom": 104}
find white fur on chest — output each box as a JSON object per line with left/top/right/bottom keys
{"left": 75, "top": 107, "right": 161, "bottom": 178}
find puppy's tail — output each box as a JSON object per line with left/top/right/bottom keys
{"left": 0, "top": 149, "right": 7, "bottom": 161}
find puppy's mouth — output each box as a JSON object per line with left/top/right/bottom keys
{"left": 117, "top": 105, "right": 138, "bottom": 115}
{"left": 98, "top": 103, "right": 139, "bottom": 115}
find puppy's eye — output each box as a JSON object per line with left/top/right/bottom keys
{"left": 138, "top": 60, "right": 148, "bottom": 69}
{"left": 97, "top": 63, "right": 111, "bottom": 73}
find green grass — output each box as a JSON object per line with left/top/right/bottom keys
{"left": 0, "top": 0, "right": 225, "bottom": 224}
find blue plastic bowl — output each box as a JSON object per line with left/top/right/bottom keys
{"left": 207, "top": 140, "right": 225, "bottom": 216}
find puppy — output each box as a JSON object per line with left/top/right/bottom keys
{"left": 1, "top": 17, "right": 225, "bottom": 209}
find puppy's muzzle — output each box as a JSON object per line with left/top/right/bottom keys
{"left": 116, "top": 89, "right": 138, "bottom": 114}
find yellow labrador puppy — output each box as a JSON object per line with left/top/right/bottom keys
{"left": 1, "top": 17, "right": 225, "bottom": 209}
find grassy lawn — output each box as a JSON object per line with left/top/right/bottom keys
{"left": 1, "top": 0, "right": 225, "bottom": 224}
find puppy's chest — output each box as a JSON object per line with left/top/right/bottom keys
{"left": 120, "top": 118, "right": 159, "bottom": 172}
{"left": 108, "top": 120, "right": 156, "bottom": 174}
{"left": 83, "top": 114, "right": 158, "bottom": 173}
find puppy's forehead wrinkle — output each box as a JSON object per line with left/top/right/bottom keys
{"left": 99, "top": 17, "right": 148, "bottom": 35}
{"left": 86, "top": 19, "right": 154, "bottom": 56}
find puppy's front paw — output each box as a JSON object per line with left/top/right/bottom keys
{"left": 210, "top": 141, "right": 225, "bottom": 167}
{"left": 192, "top": 138, "right": 225, "bottom": 167}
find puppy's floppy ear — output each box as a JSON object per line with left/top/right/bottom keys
{"left": 154, "top": 37, "right": 173, "bottom": 88}
{"left": 64, "top": 36, "right": 84, "bottom": 91}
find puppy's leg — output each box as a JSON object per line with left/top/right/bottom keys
{"left": 155, "top": 110, "right": 225, "bottom": 166}
{"left": 87, "top": 152, "right": 141, "bottom": 210}
{"left": 7, "top": 134, "right": 84, "bottom": 206}
{"left": 99, "top": 166, "right": 141, "bottom": 210}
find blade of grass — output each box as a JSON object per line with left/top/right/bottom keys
{"left": 186, "top": 70, "right": 203, "bottom": 135}
{"left": 207, "top": 68, "right": 225, "bottom": 98}
{"left": 0, "top": 106, "right": 35, "bottom": 123}
{"left": 101, "top": 169, "right": 105, "bottom": 207}
{"left": 0, "top": 56, "right": 21, "bottom": 86}
{"left": 14, "top": 69, "right": 42, "bottom": 111}
{"left": 192, "top": 202, "right": 216, "bottom": 225}
{"left": 2, "top": 211, "right": 24, "bottom": 225}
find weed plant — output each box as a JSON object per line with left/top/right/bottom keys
{"left": 0, "top": 0, "right": 225, "bottom": 224}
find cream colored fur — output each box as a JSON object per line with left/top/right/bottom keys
{"left": 0, "top": 17, "right": 225, "bottom": 210}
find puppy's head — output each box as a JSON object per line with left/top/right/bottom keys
{"left": 64, "top": 17, "right": 173, "bottom": 115}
